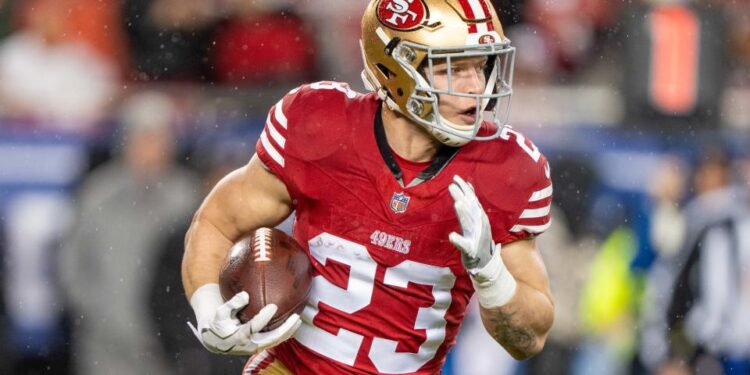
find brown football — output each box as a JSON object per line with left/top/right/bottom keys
{"left": 219, "top": 227, "right": 312, "bottom": 331}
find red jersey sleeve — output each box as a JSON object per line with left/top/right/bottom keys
{"left": 256, "top": 82, "right": 368, "bottom": 206}
{"left": 255, "top": 82, "right": 362, "bottom": 201}
{"left": 255, "top": 86, "right": 303, "bottom": 195}
{"left": 475, "top": 127, "right": 553, "bottom": 245}
{"left": 504, "top": 153, "right": 553, "bottom": 242}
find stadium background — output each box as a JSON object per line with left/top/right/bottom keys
{"left": 0, "top": 0, "right": 748, "bottom": 374}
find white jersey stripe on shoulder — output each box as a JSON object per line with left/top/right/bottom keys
{"left": 520, "top": 204, "right": 551, "bottom": 219}
{"left": 260, "top": 130, "right": 285, "bottom": 167}
{"left": 274, "top": 100, "right": 288, "bottom": 129}
{"left": 529, "top": 185, "right": 553, "bottom": 202}
{"left": 244, "top": 351, "right": 270, "bottom": 374}
{"left": 266, "top": 115, "right": 286, "bottom": 148}
{"left": 511, "top": 221, "right": 552, "bottom": 234}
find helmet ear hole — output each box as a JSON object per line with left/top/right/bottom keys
{"left": 397, "top": 88, "right": 404, "bottom": 97}
{"left": 376, "top": 63, "right": 394, "bottom": 78}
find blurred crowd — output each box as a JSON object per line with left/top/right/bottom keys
{"left": 0, "top": 0, "right": 749, "bottom": 374}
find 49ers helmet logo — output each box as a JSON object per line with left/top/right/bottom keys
{"left": 377, "top": 0, "right": 428, "bottom": 31}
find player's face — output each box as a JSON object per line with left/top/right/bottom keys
{"left": 428, "top": 56, "right": 489, "bottom": 125}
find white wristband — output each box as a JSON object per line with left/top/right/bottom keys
{"left": 190, "top": 283, "right": 224, "bottom": 325}
{"left": 470, "top": 245, "right": 517, "bottom": 308}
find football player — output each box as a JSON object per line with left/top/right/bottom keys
{"left": 182, "top": 0, "right": 555, "bottom": 374}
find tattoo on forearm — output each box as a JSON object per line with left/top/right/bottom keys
{"left": 486, "top": 309, "right": 537, "bottom": 354}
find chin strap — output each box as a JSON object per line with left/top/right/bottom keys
{"left": 359, "top": 66, "right": 400, "bottom": 113}
{"left": 384, "top": 95, "right": 400, "bottom": 112}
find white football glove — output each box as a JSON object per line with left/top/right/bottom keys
{"left": 188, "top": 284, "right": 301, "bottom": 356}
{"left": 449, "top": 175, "right": 517, "bottom": 308}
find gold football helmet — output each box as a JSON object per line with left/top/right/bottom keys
{"left": 361, "top": 0, "right": 515, "bottom": 146}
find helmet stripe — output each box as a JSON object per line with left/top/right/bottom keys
{"left": 457, "top": 0, "right": 477, "bottom": 19}
{"left": 457, "top": 0, "right": 496, "bottom": 34}
{"left": 477, "top": 0, "right": 495, "bottom": 31}
{"left": 475, "top": 21, "right": 489, "bottom": 35}
{"left": 466, "top": 0, "right": 488, "bottom": 19}
{"left": 456, "top": 0, "right": 478, "bottom": 33}
{"left": 478, "top": 0, "right": 492, "bottom": 17}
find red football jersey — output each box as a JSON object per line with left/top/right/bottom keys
{"left": 254, "top": 82, "right": 552, "bottom": 375}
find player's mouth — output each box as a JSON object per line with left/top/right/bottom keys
{"left": 458, "top": 107, "right": 478, "bottom": 124}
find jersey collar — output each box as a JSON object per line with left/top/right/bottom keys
{"left": 374, "top": 103, "right": 459, "bottom": 188}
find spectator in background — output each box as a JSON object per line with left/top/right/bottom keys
{"left": 0, "top": 0, "right": 127, "bottom": 72}
{"left": 58, "top": 0, "right": 130, "bottom": 77}
{"left": 503, "top": 0, "right": 618, "bottom": 84}
{"left": 656, "top": 153, "right": 750, "bottom": 374}
{"left": 647, "top": 156, "right": 688, "bottom": 260}
{"left": 123, "top": 0, "right": 318, "bottom": 84}
{"left": 211, "top": 0, "right": 317, "bottom": 85}
{"left": 575, "top": 223, "right": 641, "bottom": 375}
{"left": 4, "top": 193, "right": 76, "bottom": 375}
{"left": 0, "top": 0, "right": 118, "bottom": 129}
{"left": 59, "top": 91, "right": 200, "bottom": 375}
{"left": 123, "top": 0, "right": 220, "bottom": 81}
{"left": 525, "top": 0, "right": 616, "bottom": 73}
{"left": 639, "top": 147, "right": 749, "bottom": 374}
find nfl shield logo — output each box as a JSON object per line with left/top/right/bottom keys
{"left": 390, "top": 192, "right": 410, "bottom": 214}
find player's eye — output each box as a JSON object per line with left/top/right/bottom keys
{"left": 433, "top": 66, "right": 448, "bottom": 75}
